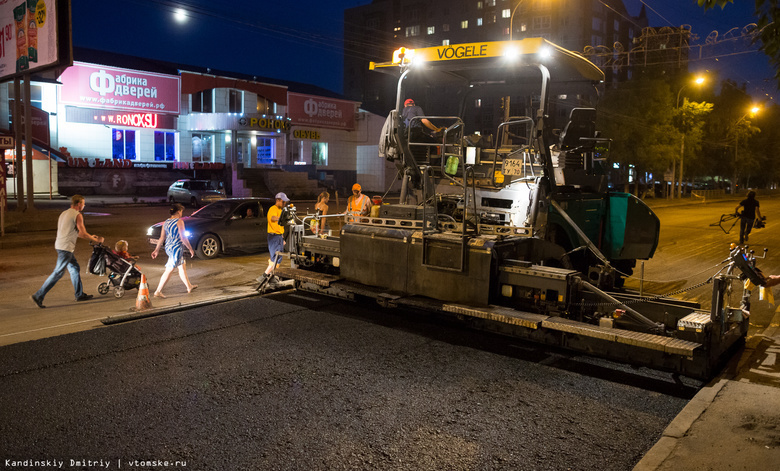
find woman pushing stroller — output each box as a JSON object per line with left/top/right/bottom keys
{"left": 151, "top": 203, "right": 198, "bottom": 298}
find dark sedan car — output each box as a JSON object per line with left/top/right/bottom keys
{"left": 147, "top": 198, "right": 274, "bottom": 259}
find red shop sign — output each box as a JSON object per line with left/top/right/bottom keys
{"left": 59, "top": 62, "right": 181, "bottom": 114}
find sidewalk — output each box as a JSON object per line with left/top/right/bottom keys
{"left": 634, "top": 311, "right": 780, "bottom": 470}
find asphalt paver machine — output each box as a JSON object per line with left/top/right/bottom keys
{"left": 278, "top": 38, "right": 762, "bottom": 379}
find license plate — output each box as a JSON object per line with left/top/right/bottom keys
{"left": 149, "top": 238, "right": 159, "bottom": 245}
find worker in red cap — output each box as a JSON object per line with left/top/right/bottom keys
{"left": 347, "top": 183, "right": 371, "bottom": 216}
{"left": 401, "top": 98, "right": 442, "bottom": 141}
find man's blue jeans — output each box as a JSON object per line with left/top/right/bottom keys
{"left": 34, "top": 249, "right": 84, "bottom": 301}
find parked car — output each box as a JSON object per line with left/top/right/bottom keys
{"left": 167, "top": 179, "right": 225, "bottom": 207}
{"left": 147, "top": 198, "right": 274, "bottom": 259}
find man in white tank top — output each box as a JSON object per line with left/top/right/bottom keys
{"left": 31, "top": 195, "right": 104, "bottom": 308}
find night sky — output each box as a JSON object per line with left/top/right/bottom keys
{"left": 71, "top": 0, "right": 776, "bottom": 100}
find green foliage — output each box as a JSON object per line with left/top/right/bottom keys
{"left": 596, "top": 77, "right": 679, "bottom": 177}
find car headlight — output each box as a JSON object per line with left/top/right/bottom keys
{"left": 185, "top": 230, "right": 192, "bottom": 238}
{"left": 147, "top": 226, "right": 154, "bottom": 236}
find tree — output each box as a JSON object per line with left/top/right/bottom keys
{"left": 674, "top": 99, "right": 714, "bottom": 195}
{"left": 597, "top": 77, "right": 679, "bottom": 196}
{"left": 698, "top": 0, "right": 780, "bottom": 85}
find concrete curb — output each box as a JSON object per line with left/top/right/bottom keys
{"left": 633, "top": 308, "right": 780, "bottom": 471}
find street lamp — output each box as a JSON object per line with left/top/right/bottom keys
{"left": 509, "top": 0, "right": 528, "bottom": 41}
{"left": 675, "top": 75, "right": 706, "bottom": 199}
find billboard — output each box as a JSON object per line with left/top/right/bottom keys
{"left": 287, "top": 93, "right": 356, "bottom": 131}
{"left": 58, "top": 62, "right": 181, "bottom": 114}
{"left": 0, "top": 0, "right": 65, "bottom": 80}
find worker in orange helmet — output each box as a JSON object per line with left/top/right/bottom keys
{"left": 347, "top": 183, "right": 371, "bottom": 216}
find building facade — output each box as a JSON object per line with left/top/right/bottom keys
{"left": 344, "top": 0, "right": 648, "bottom": 116}
{"left": 2, "top": 49, "right": 390, "bottom": 199}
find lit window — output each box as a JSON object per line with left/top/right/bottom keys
{"left": 112, "top": 129, "right": 136, "bottom": 160}
{"left": 405, "top": 25, "right": 420, "bottom": 37}
{"left": 477, "top": 1, "right": 483, "bottom": 9}
{"left": 257, "top": 138, "right": 275, "bottom": 165}
{"left": 154, "top": 131, "right": 176, "bottom": 161}
{"left": 503, "top": 27, "right": 510, "bottom": 35}
{"left": 192, "top": 133, "right": 213, "bottom": 162}
{"left": 502, "top": 8, "right": 510, "bottom": 18}
{"left": 477, "top": 18, "right": 483, "bottom": 26}
{"left": 427, "top": 26, "right": 435, "bottom": 34}
{"left": 312, "top": 142, "right": 328, "bottom": 166}
{"left": 461, "top": 20, "right": 468, "bottom": 29}
{"left": 520, "top": 23, "right": 527, "bottom": 32}
{"left": 442, "top": 39, "right": 450, "bottom": 45}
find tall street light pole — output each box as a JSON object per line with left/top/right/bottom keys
{"left": 509, "top": 0, "right": 528, "bottom": 41}
{"left": 675, "top": 76, "right": 705, "bottom": 199}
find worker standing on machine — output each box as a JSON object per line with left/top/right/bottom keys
{"left": 258, "top": 192, "right": 289, "bottom": 284}
{"left": 347, "top": 183, "right": 371, "bottom": 216}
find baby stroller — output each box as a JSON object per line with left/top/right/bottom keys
{"left": 87, "top": 243, "right": 142, "bottom": 298}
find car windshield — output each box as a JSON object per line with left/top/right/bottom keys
{"left": 191, "top": 201, "right": 234, "bottom": 219}
{"left": 190, "top": 181, "right": 214, "bottom": 191}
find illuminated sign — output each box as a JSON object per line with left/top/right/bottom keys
{"left": 288, "top": 93, "right": 356, "bottom": 131}
{"left": 59, "top": 62, "right": 181, "bottom": 114}
{"left": 237, "top": 116, "right": 291, "bottom": 132}
{"left": 293, "top": 129, "right": 320, "bottom": 140}
{"left": 66, "top": 106, "right": 176, "bottom": 129}
{"left": 0, "top": 0, "right": 61, "bottom": 80}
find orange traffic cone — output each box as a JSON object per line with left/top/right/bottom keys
{"left": 136, "top": 274, "right": 152, "bottom": 310}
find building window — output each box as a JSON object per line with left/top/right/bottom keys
{"left": 592, "top": 35, "right": 602, "bottom": 46}
{"left": 502, "top": 8, "right": 510, "bottom": 18}
{"left": 503, "top": 27, "right": 510, "bottom": 35}
{"left": 443, "top": 24, "right": 450, "bottom": 32}
{"left": 112, "top": 129, "right": 136, "bottom": 160}
{"left": 614, "top": 20, "right": 620, "bottom": 31}
{"left": 477, "top": 1, "right": 483, "bottom": 9}
{"left": 192, "top": 133, "right": 213, "bottom": 162}
{"left": 228, "top": 90, "right": 243, "bottom": 113}
{"left": 442, "top": 39, "right": 450, "bottom": 45}
{"left": 486, "top": 0, "right": 495, "bottom": 6}
{"left": 520, "top": 23, "right": 527, "bottom": 32}
{"left": 477, "top": 18, "right": 483, "bottom": 26}
{"left": 257, "top": 95, "right": 275, "bottom": 114}
{"left": 154, "top": 131, "right": 176, "bottom": 161}
{"left": 312, "top": 142, "right": 328, "bottom": 166}
{"left": 427, "top": 26, "right": 435, "bottom": 34}
{"left": 366, "top": 17, "right": 380, "bottom": 29}
{"left": 533, "top": 16, "right": 551, "bottom": 30}
{"left": 257, "top": 138, "right": 274, "bottom": 165}
{"left": 192, "top": 89, "right": 213, "bottom": 113}
{"left": 405, "top": 25, "right": 420, "bottom": 37}
{"left": 592, "top": 17, "right": 603, "bottom": 32}
{"left": 461, "top": 20, "right": 468, "bottom": 29}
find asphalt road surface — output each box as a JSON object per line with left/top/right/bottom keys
{"left": 0, "top": 291, "right": 696, "bottom": 471}
{"left": 2, "top": 195, "right": 776, "bottom": 470}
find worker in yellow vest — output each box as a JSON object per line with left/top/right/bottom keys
{"left": 347, "top": 183, "right": 371, "bottom": 216}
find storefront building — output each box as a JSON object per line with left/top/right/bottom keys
{"left": 1, "top": 50, "right": 389, "bottom": 199}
